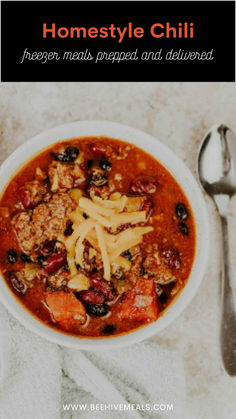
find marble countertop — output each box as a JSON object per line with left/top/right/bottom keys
{"left": 0, "top": 82, "right": 236, "bottom": 418}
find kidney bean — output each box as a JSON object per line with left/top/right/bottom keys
{"left": 86, "top": 303, "right": 109, "bottom": 317}
{"left": 9, "top": 272, "right": 27, "bottom": 294}
{"left": 78, "top": 289, "right": 105, "bottom": 305}
{"left": 140, "top": 197, "right": 153, "bottom": 221}
{"left": 43, "top": 253, "right": 67, "bottom": 275}
{"left": 130, "top": 176, "right": 158, "bottom": 195}
{"left": 175, "top": 202, "right": 188, "bottom": 220}
{"left": 7, "top": 249, "right": 17, "bottom": 264}
{"left": 90, "top": 143, "right": 105, "bottom": 156}
{"left": 20, "top": 190, "right": 34, "bottom": 209}
{"left": 162, "top": 245, "right": 181, "bottom": 269}
{"left": 41, "top": 240, "right": 56, "bottom": 255}
{"left": 89, "top": 273, "right": 117, "bottom": 301}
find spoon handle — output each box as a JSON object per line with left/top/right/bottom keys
{"left": 220, "top": 214, "right": 236, "bottom": 376}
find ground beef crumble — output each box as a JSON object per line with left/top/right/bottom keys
{"left": 12, "top": 192, "right": 75, "bottom": 254}
{"left": 48, "top": 161, "right": 85, "bottom": 191}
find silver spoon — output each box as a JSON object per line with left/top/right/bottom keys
{"left": 198, "top": 124, "right": 236, "bottom": 376}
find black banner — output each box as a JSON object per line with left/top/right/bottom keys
{"left": 1, "top": 1, "right": 235, "bottom": 82}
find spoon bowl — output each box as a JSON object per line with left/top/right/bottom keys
{"left": 198, "top": 124, "right": 236, "bottom": 197}
{"left": 198, "top": 123, "right": 236, "bottom": 376}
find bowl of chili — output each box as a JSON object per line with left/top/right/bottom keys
{"left": 0, "top": 120, "right": 209, "bottom": 349}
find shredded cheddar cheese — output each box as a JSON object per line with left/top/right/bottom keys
{"left": 79, "top": 197, "right": 115, "bottom": 217}
{"left": 69, "top": 207, "right": 84, "bottom": 224}
{"left": 112, "top": 256, "right": 132, "bottom": 272}
{"left": 95, "top": 223, "right": 111, "bottom": 281}
{"left": 108, "top": 226, "right": 153, "bottom": 250}
{"left": 75, "top": 220, "right": 96, "bottom": 266}
{"left": 109, "top": 211, "right": 146, "bottom": 227}
{"left": 65, "top": 218, "right": 95, "bottom": 252}
{"left": 65, "top": 190, "right": 153, "bottom": 280}
{"left": 79, "top": 208, "right": 112, "bottom": 227}
{"left": 91, "top": 192, "right": 127, "bottom": 212}
{"left": 109, "top": 236, "right": 143, "bottom": 262}
{"left": 67, "top": 255, "right": 78, "bottom": 276}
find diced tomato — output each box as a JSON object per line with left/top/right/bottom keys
{"left": 119, "top": 278, "right": 158, "bottom": 322}
{"left": 46, "top": 291, "right": 86, "bottom": 330}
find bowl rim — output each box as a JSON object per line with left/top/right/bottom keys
{"left": 0, "top": 120, "right": 210, "bottom": 350}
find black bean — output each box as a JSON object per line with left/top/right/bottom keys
{"left": 140, "top": 266, "right": 147, "bottom": 276}
{"left": 89, "top": 172, "right": 108, "bottom": 187}
{"left": 122, "top": 250, "right": 132, "bottom": 261}
{"left": 155, "top": 284, "right": 163, "bottom": 296}
{"left": 9, "top": 272, "right": 27, "bottom": 294}
{"left": 65, "top": 146, "right": 79, "bottom": 160}
{"left": 42, "top": 175, "right": 49, "bottom": 185}
{"left": 102, "top": 324, "right": 116, "bottom": 334}
{"left": 178, "top": 222, "right": 189, "bottom": 236}
{"left": 175, "top": 202, "right": 188, "bottom": 220}
{"left": 64, "top": 221, "right": 73, "bottom": 236}
{"left": 159, "top": 292, "right": 168, "bottom": 304}
{"left": 51, "top": 152, "right": 63, "bottom": 162}
{"left": 83, "top": 213, "right": 88, "bottom": 219}
{"left": 86, "top": 159, "right": 94, "bottom": 169}
{"left": 85, "top": 303, "right": 109, "bottom": 317}
{"left": 37, "top": 255, "right": 48, "bottom": 267}
{"left": 20, "top": 252, "right": 31, "bottom": 263}
{"left": 51, "top": 146, "right": 79, "bottom": 163}
{"left": 7, "top": 249, "right": 17, "bottom": 264}
{"left": 99, "top": 158, "right": 112, "bottom": 171}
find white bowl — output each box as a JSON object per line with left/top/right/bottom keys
{"left": 0, "top": 120, "right": 209, "bottom": 350}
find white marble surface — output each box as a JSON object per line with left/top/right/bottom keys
{"left": 0, "top": 82, "right": 236, "bottom": 418}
